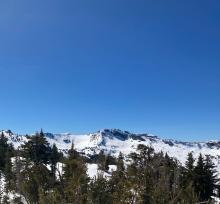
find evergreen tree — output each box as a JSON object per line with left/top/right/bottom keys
{"left": 115, "top": 152, "right": 125, "bottom": 178}
{"left": 50, "top": 143, "right": 62, "bottom": 181}
{"left": 97, "top": 150, "right": 110, "bottom": 172}
{"left": 21, "top": 163, "right": 51, "bottom": 203}
{"left": 0, "top": 132, "right": 10, "bottom": 170}
{"left": 63, "top": 143, "right": 89, "bottom": 203}
{"left": 127, "top": 145, "right": 155, "bottom": 204}
{"left": 194, "top": 153, "right": 207, "bottom": 201}
{"left": 111, "top": 152, "right": 132, "bottom": 204}
{"left": 0, "top": 132, "right": 15, "bottom": 195}
{"left": 21, "top": 130, "right": 51, "bottom": 165}
{"left": 175, "top": 182, "right": 198, "bottom": 204}
{"left": 4, "top": 149, "right": 15, "bottom": 192}
{"left": 14, "top": 149, "right": 23, "bottom": 195}
{"left": 181, "top": 152, "right": 195, "bottom": 188}
{"left": 38, "top": 187, "right": 64, "bottom": 204}
{"left": 20, "top": 130, "right": 53, "bottom": 203}
{"left": 203, "top": 155, "right": 219, "bottom": 199}
{"left": 184, "top": 153, "right": 219, "bottom": 202}
{"left": 186, "top": 152, "right": 194, "bottom": 172}
{"left": 89, "top": 174, "right": 112, "bottom": 204}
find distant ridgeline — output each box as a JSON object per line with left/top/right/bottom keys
{"left": 0, "top": 129, "right": 220, "bottom": 203}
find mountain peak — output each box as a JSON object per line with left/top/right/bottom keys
{"left": 98, "top": 128, "right": 154, "bottom": 141}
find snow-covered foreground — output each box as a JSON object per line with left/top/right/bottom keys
{"left": 0, "top": 172, "right": 27, "bottom": 204}
{"left": 0, "top": 162, "right": 116, "bottom": 203}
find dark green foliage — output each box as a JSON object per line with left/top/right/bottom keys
{"left": 193, "top": 154, "right": 219, "bottom": 201}
{"left": 181, "top": 152, "right": 195, "bottom": 188}
{"left": 97, "top": 150, "right": 111, "bottom": 172}
{"left": 4, "top": 149, "right": 15, "bottom": 192}
{"left": 127, "top": 145, "right": 155, "bottom": 203}
{"left": 21, "top": 164, "right": 51, "bottom": 203}
{"left": 0, "top": 132, "right": 8, "bottom": 170}
{"left": 194, "top": 153, "right": 206, "bottom": 200}
{"left": 21, "top": 130, "right": 51, "bottom": 165}
{"left": 0, "top": 132, "right": 15, "bottom": 194}
{"left": 89, "top": 174, "right": 112, "bottom": 204}
{"left": 16, "top": 130, "right": 64, "bottom": 203}
{"left": 88, "top": 153, "right": 116, "bottom": 165}
{"left": 0, "top": 132, "right": 14, "bottom": 171}
{"left": 181, "top": 153, "right": 219, "bottom": 202}
{"left": 204, "top": 155, "right": 219, "bottom": 199}
{"left": 110, "top": 152, "right": 134, "bottom": 204}
{"left": 50, "top": 143, "right": 62, "bottom": 181}
{"left": 63, "top": 143, "right": 89, "bottom": 203}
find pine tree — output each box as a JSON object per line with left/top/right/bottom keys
{"left": 127, "top": 145, "right": 155, "bottom": 204}
{"left": 14, "top": 149, "right": 23, "bottom": 195}
{"left": 4, "top": 149, "right": 15, "bottom": 192}
{"left": 0, "top": 132, "right": 10, "bottom": 170}
{"left": 21, "top": 130, "right": 51, "bottom": 165}
{"left": 115, "top": 152, "right": 125, "bottom": 178}
{"left": 63, "top": 143, "right": 89, "bottom": 203}
{"left": 111, "top": 152, "right": 132, "bottom": 204}
{"left": 194, "top": 153, "right": 206, "bottom": 201}
{"left": 0, "top": 132, "right": 15, "bottom": 195}
{"left": 89, "top": 174, "right": 112, "bottom": 204}
{"left": 186, "top": 152, "right": 194, "bottom": 171}
{"left": 175, "top": 182, "right": 198, "bottom": 204}
{"left": 203, "top": 155, "right": 219, "bottom": 200}
{"left": 38, "top": 187, "right": 64, "bottom": 204}
{"left": 21, "top": 163, "right": 51, "bottom": 203}
{"left": 181, "top": 152, "right": 195, "bottom": 188}
{"left": 50, "top": 143, "right": 61, "bottom": 182}
{"left": 20, "top": 130, "right": 53, "bottom": 203}
{"left": 97, "top": 150, "right": 110, "bottom": 172}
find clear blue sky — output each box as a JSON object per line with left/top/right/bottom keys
{"left": 0, "top": 1, "right": 220, "bottom": 141}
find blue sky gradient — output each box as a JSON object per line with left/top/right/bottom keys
{"left": 0, "top": 1, "right": 220, "bottom": 140}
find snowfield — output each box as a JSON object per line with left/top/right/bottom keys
{"left": 87, "top": 164, "right": 117, "bottom": 179}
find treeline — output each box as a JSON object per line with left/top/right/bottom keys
{"left": 0, "top": 131, "right": 220, "bottom": 204}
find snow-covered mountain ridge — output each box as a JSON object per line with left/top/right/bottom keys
{"left": 2, "top": 129, "right": 220, "bottom": 172}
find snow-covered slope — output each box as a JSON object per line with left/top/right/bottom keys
{"left": 2, "top": 129, "right": 220, "bottom": 172}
